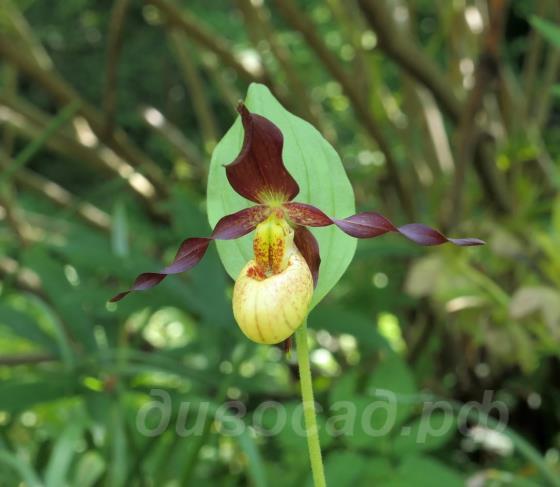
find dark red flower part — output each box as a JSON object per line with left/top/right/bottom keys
{"left": 293, "top": 226, "right": 321, "bottom": 287}
{"left": 225, "top": 103, "right": 299, "bottom": 204}
{"left": 110, "top": 104, "right": 484, "bottom": 303}
{"left": 283, "top": 202, "right": 484, "bottom": 246}
{"left": 109, "top": 205, "right": 269, "bottom": 302}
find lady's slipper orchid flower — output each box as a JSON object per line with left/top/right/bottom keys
{"left": 111, "top": 104, "right": 483, "bottom": 344}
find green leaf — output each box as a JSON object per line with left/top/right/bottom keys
{"left": 388, "top": 455, "right": 464, "bottom": 487}
{"left": 0, "top": 304, "right": 58, "bottom": 353}
{"left": 0, "top": 376, "right": 80, "bottom": 414}
{"left": 0, "top": 100, "right": 81, "bottom": 184}
{"left": 366, "top": 353, "right": 417, "bottom": 427}
{"left": 531, "top": 16, "right": 560, "bottom": 48}
{"left": 258, "top": 401, "right": 333, "bottom": 460}
{"left": 318, "top": 451, "right": 367, "bottom": 487}
{"left": 207, "top": 83, "right": 357, "bottom": 307}
{"left": 329, "top": 369, "right": 360, "bottom": 405}
{"left": 44, "top": 421, "right": 84, "bottom": 487}
{"left": 111, "top": 200, "right": 129, "bottom": 257}
{"left": 73, "top": 452, "right": 105, "bottom": 487}
{"left": 0, "top": 450, "right": 42, "bottom": 487}
{"left": 22, "top": 247, "right": 97, "bottom": 352}
{"left": 107, "top": 405, "right": 128, "bottom": 487}
{"left": 309, "top": 305, "right": 391, "bottom": 352}
{"left": 346, "top": 354, "right": 417, "bottom": 452}
{"left": 392, "top": 412, "right": 457, "bottom": 454}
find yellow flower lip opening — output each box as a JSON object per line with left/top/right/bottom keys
{"left": 232, "top": 212, "right": 313, "bottom": 344}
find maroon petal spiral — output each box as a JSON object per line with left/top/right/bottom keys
{"left": 283, "top": 202, "right": 484, "bottom": 246}
{"left": 110, "top": 205, "right": 269, "bottom": 302}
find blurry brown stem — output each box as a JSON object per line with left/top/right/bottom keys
{"left": 236, "top": 0, "right": 325, "bottom": 129}
{"left": 0, "top": 353, "right": 56, "bottom": 366}
{"left": 534, "top": 1, "right": 560, "bottom": 130}
{"left": 274, "top": 0, "right": 414, "bottom": 219}
{"left": 534, "top": 49, "right": 560, "bottom": 130}
{"left": 199, "top": 53, "right": 241, "bottom": 113}
{"left": 359, "top": 0, "right": 511, "bottom": 217}
{"left": 169, "top": 32, "right": 219, "bottom": 151}
{"left": 358, "top": 0, "right": 462, "bottom": 120}
{"left": 448, "top": 0, "right": 509, "bottom": 225}
{"left": 327, "top": 0, "right": 372, "bottom": 94}
{"left": 145, "top": 0, "right": 264, "bottom": 84}
{"left": 103, "top": 0, "right": 132, "bottom": 137}
{"left": 0, "top": 37, "right": 167, "bottom": 194}
{"left": 0, "top": 99, "right": 162, "bottom": 217}
{"left": 0, "top": 185, "right": 32, "bottom": 246}
{"left": 2, "top": 66, "right": 18, "bottom": 157}
{"left": 0, "top": 257, "right": 44, "bottom": 297}
{"left": 522, "top": 0, "right": 549, "bottom": 111}
{"left": 0, "top": 154, "right": 111, "bottom": 232}
{"left": 139, "top": 105, "right": 205, "bottom": 174}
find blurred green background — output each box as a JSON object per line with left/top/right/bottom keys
{"left": 1, "top": 0, "right": 560, "bottom": 485}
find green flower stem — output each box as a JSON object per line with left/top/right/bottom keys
{"left": 295, "top": 321, "right": 326, "bottom": 487}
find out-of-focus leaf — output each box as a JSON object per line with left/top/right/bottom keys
{"left": 531, "top": 16, "right": 560, "bottom": 48}
{"left": 404, "top": 255, "right": 443, "bottom": 298}
{"left": 204, "top": 399, "right": 268, "bottom": 487}
{"left": 26, "top": 295, "right": 75, "bottom": 370}
{"left": 329, "top": 369, "right": 359, "bottom": 405}
{"left": 553, "top": 196, "right": 560, "bottom": 237}
{"left": 0, "top": 304, "right": 58, "bottom": 352}
{"left": 0, "top": 376, "right": 80, "bottom": 414}
{"left": 0, "top": 450, "right": 42, "bottom": 487}
{"left": 392, "top": 413, "right": 457, "bottom": 454}
{"left": 510, "top": 286, "right": 560, "bottom": 333}
{"left": 258, "top": 401, "right": 333, "bottom": 461}
{"left": 342, "top": 354, "right": 416, "bottom": 452}
{"left": 0, "top": 100, "right": 81, "bottom": 184}
{"left": 309, "top": 305, "right": 390, "bottom": 352}
{"left": 208, "top": 83, "right": 357, "bottom": 308}
{"left": 73, "top": 452, "right": 105, "bottom": 487}
{"left": 388, "top": 455, "right": 464, "bottom": 486}
{"left": 111, "top": 200, "right": 129, "bottom": 257}
{"left": 366, "top": 354, "right": 417, "bottom": 425}
{"left": 107, "top": 405, "right": 128, "bottom": 487}
{"left": 44, "top": 421, "right": 84, "bottom": 487}
{"left": 360, "top": 457, "right": 395, "bottom": 484}
{"left": 22, "top": 247, "right": 97, "bottom": 351}
{"left": 489, "top": 228, "right": 523, "bottom": 258}
{"left": 312, "top": 451, "right": 367, "bottom": 487}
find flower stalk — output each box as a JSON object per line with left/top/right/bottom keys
{"left": 295, "top": 320, "right": 326, "bottom": 487}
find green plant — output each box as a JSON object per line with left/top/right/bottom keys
{"left": 111, "top": 83, "right": 482, "bottom": 485}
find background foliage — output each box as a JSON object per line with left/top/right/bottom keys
{"left": 1, "top": 0, "right": 560, "bottom": 485}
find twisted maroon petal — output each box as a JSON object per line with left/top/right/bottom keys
{"left": 110, "top": 205, "right": 269, "bottom": 302}
{"left": 283, "top": 202, "right": 484, "bottom": 246}
{"left": 293, "top": 226, "right": 321, "bottom": 287}
{"left": 225, "top": 103, "right": 299, "bottom": 204}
